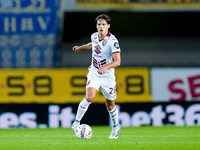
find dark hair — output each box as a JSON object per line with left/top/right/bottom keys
{"left": 95, "top": 14, "right": 111, "bottom": 24}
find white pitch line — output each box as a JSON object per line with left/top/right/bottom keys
{"left": 126, "top": 142, "right": 200, "bottom": 144}
{"left": 0, "top": 135, "right": 74, "bottom": 137}
{"left": 119, "top": 135, "right": 200, "bottom": 137}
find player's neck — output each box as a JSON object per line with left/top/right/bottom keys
{"left": 99, "top": 31, "right": 108, "bottom": 41}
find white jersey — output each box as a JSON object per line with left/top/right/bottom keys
{"left": 89, "top": 31, "right": 121, "bottom": 77}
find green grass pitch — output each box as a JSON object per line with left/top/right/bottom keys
{"left": 0, "top": 126, "right": 199, "bottom": 150}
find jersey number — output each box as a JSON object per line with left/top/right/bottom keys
{"left": 109, "top": 87, "right": 116, "bottom": 95}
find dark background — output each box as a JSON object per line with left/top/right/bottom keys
{"left": 63, "top": 12, "right": 200, "bottom": 42}
{"left": 60, "top": 11, "right": 200, "bottom": 67}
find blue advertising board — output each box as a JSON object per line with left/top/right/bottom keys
{"left": 0, "top": 0, "right": 59, "bottom": 68}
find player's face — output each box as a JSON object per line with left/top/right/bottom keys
{"left": 96, "top": 19, "right": 110, "bottom": 35}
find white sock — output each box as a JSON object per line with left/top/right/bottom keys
{"left": 108, "top": 106, "right": 119, "bottom": 127}
{"left": 75, "top": 98, "right": 91, "bottom": 122}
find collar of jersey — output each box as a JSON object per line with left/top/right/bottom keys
{"left": 99, "top": 31, "right": 111, "bottom": 42}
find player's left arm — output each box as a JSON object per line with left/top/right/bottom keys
{"left": 97, "top": 52, "right": 121, "bottom": 75}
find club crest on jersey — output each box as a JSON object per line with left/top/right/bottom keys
{"left": 102, "top": 40, "right": 107, "bottom": 46}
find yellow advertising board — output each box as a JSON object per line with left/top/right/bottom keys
{"left": 0, "top": 68, "right": 152, "bottom": 103}
{"left": 115, "top": 68, "right": 152, "bottom": 102}
{"left": 77, "top": 0, "right": 200, "bottom": 8}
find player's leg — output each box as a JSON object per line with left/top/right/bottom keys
{"left": 105, "top": 99, "right": 119, "bottom": 127}
{"left": 75, "top": 87, "right": 96, "bottom": 122}
{"left": 101, "top": 75, "right": 120, "bottom": 139}
{"left": 105, "top": 98, "right": 121, "bottom": 139}
{"left": 72, "top": 72, "right": 100, "bottom": 133}
{"left": 72, "top": 87, "right": 96, "bottom": 133}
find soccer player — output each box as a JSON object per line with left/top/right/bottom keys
{"left": 72, "top": 14, "right": 121, "bottom": 139}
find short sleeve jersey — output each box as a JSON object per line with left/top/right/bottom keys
{"left": 89, "top": 31, "right": 121, "bottom": 77}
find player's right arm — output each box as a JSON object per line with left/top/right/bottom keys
{"left": 72, "top": 42, "right": 92, "bottom": 52}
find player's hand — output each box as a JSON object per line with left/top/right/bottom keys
{"left": 97, "top": 67, "right": 107, "bottom": 75}
{"left": 72, "top": 46, "right": 80, "bottom": 52}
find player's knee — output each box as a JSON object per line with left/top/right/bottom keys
{"left": 86, "top": 95, "right": 95, "bottom": 102}
{"left": 106, "top": 103, "right": 115, "bottom": 111}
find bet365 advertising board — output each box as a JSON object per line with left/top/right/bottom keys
{"left": 0, "top": 102, "right": 199, "bottom": 129}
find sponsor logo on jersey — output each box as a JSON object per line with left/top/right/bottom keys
{"left": 94, "top": 54, "right": 102, "bottom": 58}
{"left": 94, "top": 45, "right": 101, "bottom": 54}
{"left": 93, "top": 57, "right": 106, "bottom": 69}
{"left": 114, "top": 42, "right": 120, "bottom": 49}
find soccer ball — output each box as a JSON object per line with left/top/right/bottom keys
{"left": 75, "top": 124, "right": 92, "bottom": 140}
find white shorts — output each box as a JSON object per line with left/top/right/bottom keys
{"left": 86, "top": 73, "right": 117, "bottom": 100}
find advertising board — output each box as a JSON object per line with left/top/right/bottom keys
{"left": 0, "top": 68, "right": 152, "bottom": 103}
{"left": 151, "top": 68, "right": 200, "bottom": 102}
{"left": 0, "top": 0, "right": 59, "bottom": 68}
{"left": 77, "top": 0, "right": 200, "bottom": 9}
{"left": 0, "top": 102, "right": 199, "bottom": 128}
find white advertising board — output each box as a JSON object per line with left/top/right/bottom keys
{"left": 151, "top": 68, "right": 200, "bottom": 102}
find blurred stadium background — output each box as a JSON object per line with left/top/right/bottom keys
{"left": 0, "top": 0, "right": 199, "bottom": 129}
